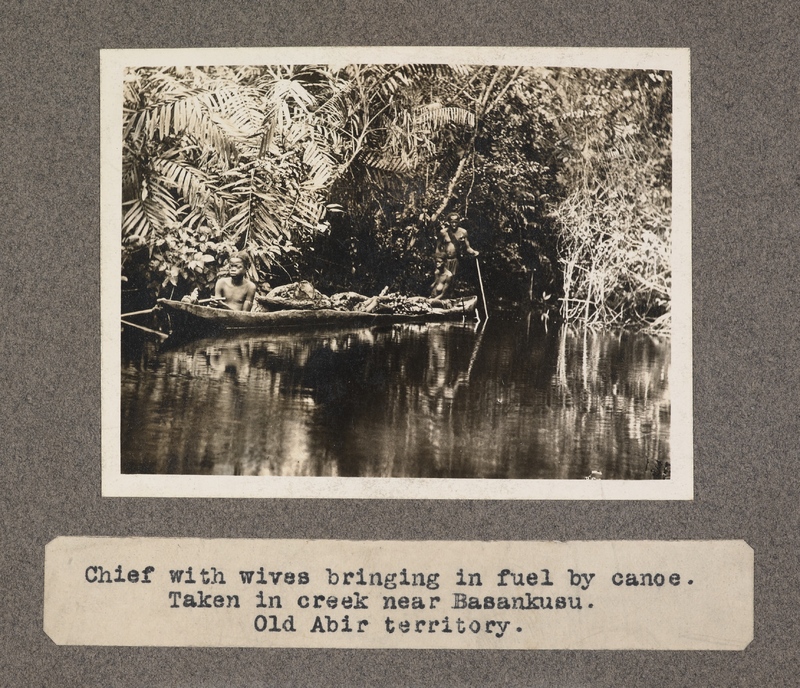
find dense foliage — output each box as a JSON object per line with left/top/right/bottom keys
{"left": 548, "top": 69, "right": 672, "bottom": 330}
{"left": 121, "top": 64, "right": 672, "bottom": 329}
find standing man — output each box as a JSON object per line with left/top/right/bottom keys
{"left": 430, "top": 213, "right": 479, "bottom": 299}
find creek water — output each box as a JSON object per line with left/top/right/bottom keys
{"left": 121, "top": 315, "right": 670, "bottom": 480}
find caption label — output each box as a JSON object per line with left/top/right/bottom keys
{"left": 45, "top": 538, "right": 752, "bottom": 649}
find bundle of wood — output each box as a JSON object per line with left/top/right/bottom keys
{"left": 256, "top": 282, "right": 464, "bottom": 316}
{"left": 329, "top": 292, "right": 368, "bottom": 310}
{"left": 360, "top": 294, "right": 432, "bottom": 315}
{"left": 256, "top": 281, "right": 333, "bottom": 311}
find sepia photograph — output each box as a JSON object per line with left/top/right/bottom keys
{"left": 102, "top": 47, "right": 691, "bottom": 499}
{"left": 5, "top": 0, "right": 796, "bottom": 678}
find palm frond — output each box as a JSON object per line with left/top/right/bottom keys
{"left": 415, "top": 105, "right": 476, "bottom": 130}
{"left": 122, "top": 156, "right": 140, "bottom": 200}
{"left": 124, "top": 87, "right": 253, "bottom": 163}
{"left": 151, "top": 156, "right": 215, "bottom": 206}
{"left": 302, "top": 137, "right": 337, "bottom": 188}
{"left": 359, "top": 151, "right": 414, "bottom": 174}
{"left": 122, "top": 194, "right": 174, "bottom": 241}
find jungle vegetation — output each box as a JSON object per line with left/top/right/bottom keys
{"left": 121, "top": 63, "right": 672, "bottom": 330}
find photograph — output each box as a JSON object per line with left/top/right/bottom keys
{"left": 102, "top": 47, "right": 692, "bottom": 499}
{"left": 5, "top": 0, "right": 796, "bottom": 679}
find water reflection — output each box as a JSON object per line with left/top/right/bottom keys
{"left": 121, "top": 317, "right": 670, "bottom": 480}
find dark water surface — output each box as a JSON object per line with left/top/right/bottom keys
{"left": 121, "top": 316, "right": 670, "bottom": 480}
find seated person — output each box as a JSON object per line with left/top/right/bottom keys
{"left": 430, "top": 260, "right": 454, "bottom": 299}
{"left": 182, "top": 252, "right": 256, "bottom": 311}
{"left": 213, "top": 252, "right": 256, "bottom": 311}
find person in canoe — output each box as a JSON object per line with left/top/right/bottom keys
{"left": 430, "top": 212, "right": 479, "bottom": 299}
{"left": 182, "top": 252, "right": 257, "bottom": 311}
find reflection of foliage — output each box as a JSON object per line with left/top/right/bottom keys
{"left": 650, "top": 458, "right": 671, "bottom": 480}
{"left": 121, "top": 64, "right": 673, "bottom": 330}
{"left": 122, "top": 322, "right": 670, "bottom": 478}
{"left": 551, "top": 324, "right": 671, "bottom": 477}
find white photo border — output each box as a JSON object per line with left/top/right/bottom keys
{"left": 101, "top": 47, "right": 692, "bottom": 499}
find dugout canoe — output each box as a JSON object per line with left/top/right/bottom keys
{"left": 157, "top": 296, "right": 478, "bottom": 334}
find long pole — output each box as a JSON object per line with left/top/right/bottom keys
{"left": 120, "top": 306, "right": 156, "bottom": 318}
{"left": 120, "top": 319, "right": 168, "bottom": 339}
{"left": 475, "top": 257, "right": 489, "bottom": 321}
